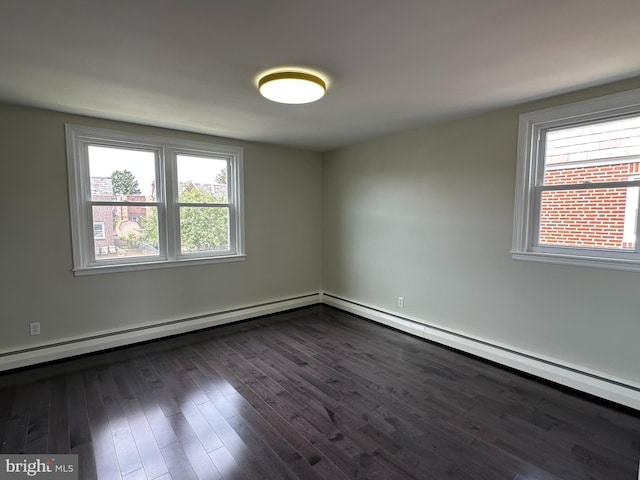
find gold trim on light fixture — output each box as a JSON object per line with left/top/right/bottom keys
{"left": 258, "top": 71, "right": 327, "bottom": 104}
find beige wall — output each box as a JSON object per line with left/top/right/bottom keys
{"left": 0, "top": 103, "right": 322, "bottom": 354}
{"left": 3, "top": 76, "right": 640, "bottom": 389}
{"left": 322, "top": 77, "right": 640, "bottom": 385}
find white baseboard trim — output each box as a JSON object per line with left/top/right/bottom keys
{"left": 4, "top": 291, "right": 639, "bottom": 411}
{"left": 322, "top": 294, "right": 640, "bottom": 411}
{"left": 0, "top": 293, "right": 321, "bottom": 372}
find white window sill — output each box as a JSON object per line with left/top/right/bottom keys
{"left": 511, "top": 251, "right": 640, "bottom": 272}
{"left": 73, "top": 254, "right": 247, "bottom": 276}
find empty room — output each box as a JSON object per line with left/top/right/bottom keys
{"left": 1, "top": 1, "right": 639, "bottom": 479}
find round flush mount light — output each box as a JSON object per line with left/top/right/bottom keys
{"left": 258, "top": 71, "right": 327, "bottom": 104}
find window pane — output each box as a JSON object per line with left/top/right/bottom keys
{"left": 92, "top": 205, "right": 159, "bottom": 259}
{"left": 177, "top": 154, "right": 228, "bottom": 203}
{"left": 88, "top": 146, "right": 157, "bottom": 201}
{"left": 544, "top": 116, "right": 640, "bottom": 186}
{"left": 539, "top": 187, "right": 638, "bottom": 250}
{"left": 179, "top": 206, "right": 229, "bottom": 254}
{"left": 93, "top": 222, "right": 105, "bottom": 239}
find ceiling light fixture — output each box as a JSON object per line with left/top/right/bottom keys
{"left": 258, "top": 71, "right": 326, "bottom": 104}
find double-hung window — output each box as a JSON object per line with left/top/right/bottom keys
{"left": 66, "top": 124, "right": 245, "bottom": 275}
{"left": 512, "top": 88, "right": 640, "bottom": 271}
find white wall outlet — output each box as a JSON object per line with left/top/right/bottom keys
{"left": 397, "top": 296, "right": 404, "bottom": 308}
{"left": 30, "top": 322, "right": 41, "bottom": 336}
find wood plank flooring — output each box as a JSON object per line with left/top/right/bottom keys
{"left": 1, "top": 305, "right": 639, "bottom": 479}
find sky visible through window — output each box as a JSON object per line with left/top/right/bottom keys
{"left": 88, "top": 146, "right": 227, "bottom": 197}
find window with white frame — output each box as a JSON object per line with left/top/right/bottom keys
{"left": 66, "top": 124, "right": 245, "bottom": 275}
{"left": 512, "top": 88, "right": 640, "bottom": 271}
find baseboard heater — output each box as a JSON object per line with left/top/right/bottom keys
{"left": 0, "top": 293, "right": 321, "bottom": 372}
{"left": 2, "top": 291, "right": 638, "bottom": 412}
{"left": 322, "top": 293, "right": 640, "bottom": 412}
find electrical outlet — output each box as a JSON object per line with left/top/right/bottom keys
{"left": 30, "top": 322, "right": 41, "bottom": 336}
{"left": 397, "top": 296, "right": 404, "bottom": 308}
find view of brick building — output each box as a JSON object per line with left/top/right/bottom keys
{"left": 539, "top": 116, "right": 640, "bottom": 250}
{"left": 90, "top": 177, "right": 152, "bottom": 256}
{"left": 90, "top": 176, "right": 116, "bottom": 254}
{"left": 120, "top": 195, "right": 147, "bottom": 223}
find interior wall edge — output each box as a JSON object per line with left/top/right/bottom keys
{"left": 322, "top": 293, "right": 640, "bottom": 412}
{"left": 0, "top": 293, "right": 321, "bottom": 372}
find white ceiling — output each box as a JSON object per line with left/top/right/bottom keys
{"left": 1, "top": 0, "right": 639, "bottom": 151}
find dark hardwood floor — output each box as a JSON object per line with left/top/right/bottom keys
{"left": 1, "top": 305, "right": 639, "bottom": 479}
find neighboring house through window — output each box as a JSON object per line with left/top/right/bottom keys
{"left": 66, "top": 124, "right": 245, "bottom": 275}
{"left": 512, "top": 88, "right": 640, "bottom": 271}
{"left": 93, "top": 222, "right": 105, "bottom": 239}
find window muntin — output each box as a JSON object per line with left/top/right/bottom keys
{"left": 512, "top": 88, "right": 640, "bottom": 270}
{"left": 67, "top": 125, "right": 244, "bottom": 274}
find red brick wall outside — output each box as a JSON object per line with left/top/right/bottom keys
{"left": 90, "top": 178, "right": 154, "bottom": 256}
{"left": 539, "top": 162, "right": 640, "bottom": 249}
{"left": 92, "top": 197, "right": 115, "bottom": 253}
{"left": 91, "top": 177, "right": 115, "bottom": 253}
{"left": 118, "top": 195, "right": 148, "bottom": 222}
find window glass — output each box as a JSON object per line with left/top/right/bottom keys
{"left": 176, "top": 154, "right": 228, "bottom": 203}
{"left": 512, "top": 88, "right": 640, "bottom": 270}
{"left": 66, "top": 124, "right": 244, "bottom": 275}
{"left": 179, "top": 206, "right": 230, "bottom": 254}
{"left": 539, "top": 187, "right": 635, "bottom": 250}
{"left": 88, "top": 146, "right": 156, "bottom": 200}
